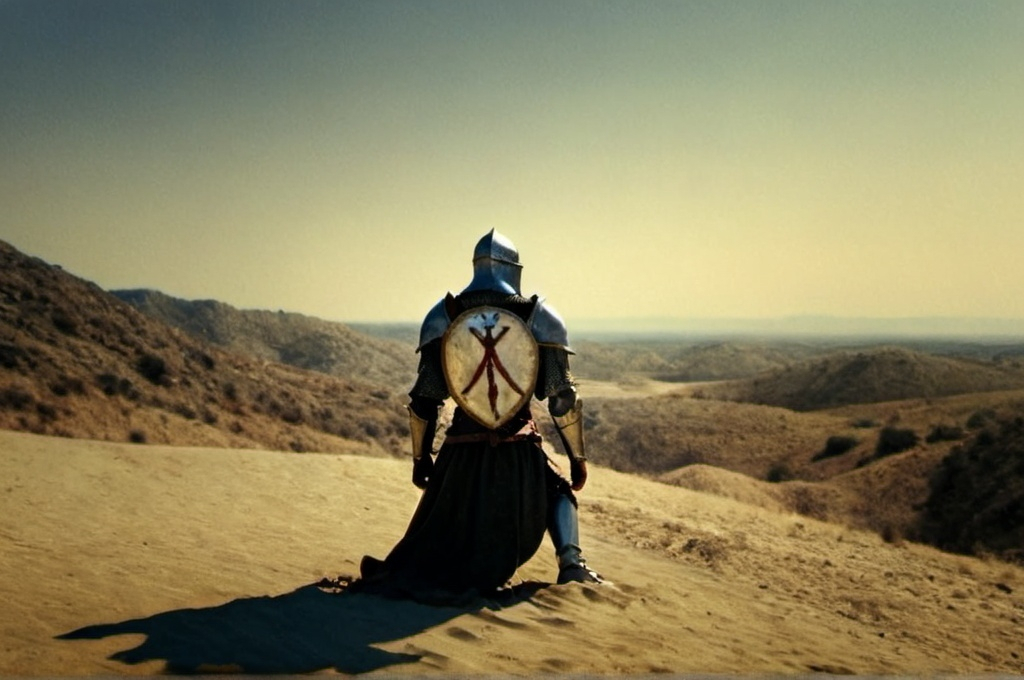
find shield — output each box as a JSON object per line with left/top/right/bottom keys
{"left": 441, "top": 306, "right": 539, "bottom": 430}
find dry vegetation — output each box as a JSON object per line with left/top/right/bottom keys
{"left": 4, "top": 237, "right": 1024, "bottom": 565}
{"left": 570, "top": 337, "right": 818, "bottom": 382}
{"left": 0, "top": 241, "right": 407, "bottom": 455}
{"left": 920, "top": 415, "right": 1024, "bottom": 561}
{"left": 563, "top": 376, "right": 1024, "bottom": 562}
{"left": 704, "top": 345, "right": 1024, "bottom": 410}
{"left": 578, "top": 393, "right": 853, "bottom": 479}
{"left": 113, "top": 289, "right": 415, "bottom": 387}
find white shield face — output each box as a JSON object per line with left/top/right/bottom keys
{"left": 441, "top": 306, "right": 539, "bottom": 430}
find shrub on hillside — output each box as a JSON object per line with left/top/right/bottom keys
{"left": 49, "top": 376, "right": 86, "bottom": 397}
{"left": 926, "top": 424, "right": 965, "bottom": 443}
{"left": 136, "top": 353, "right": 168, "bottom": 385}
{"left": 188, "top": 350, "right": 215, "bottom": 370}
{"left": 173, "top": 403, "right": 197, "bottom": 420}
{"left": 812, "top": 435, "right": 859, "bottom": 462}
{"left": 920, "top": 417, "right": 1024, "bottom": 562}
{"left": 0, "top": 387, "right": 35, "bottom": 410}
{"left": 51, "top": 310, "right": 78, "bottom": 336}
{"left": 96, "top": 373, "right": 139, "bottom": 399}
{"left": 874, "top": 427, "right": 919, "bottom": 458}
{"left": 766, "top": 462, "right": 794, "bottom": 483}
{"left": 966, "top": 408, "right": 996, "bottom": 430}
{"left": 36, "top": 402, "right": 58, "bottom": 421}
{"left": 0, "top": 342, "right": 28, "bottom": 370}
{"left": 280, "top": 405, "right": 304, "bottom": 425}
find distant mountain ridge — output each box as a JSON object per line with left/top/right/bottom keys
{"left": 5, "top": 239, "right": 1024, "bottom": 563}
{"left": 573, "top": 315, "right": 1024, "bottom": 339}
{"left": 113, "top": 289, "right": 416, "bottom": 388}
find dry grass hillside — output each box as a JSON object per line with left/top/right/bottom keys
{"left": 113, "top": 289, "right": 415, "bottom": 388}
{"left": 5, "top": 238, "right": 1024, "bottom": 567}
{"left": 579, "top": 393, "right": 849, "bottom": 479}
{"left": 570, "top": 338, "right": 819, "bottom": 382}
{"left": 572, "top": 380, "right": 1024, "bottom": 560}
{"left": 705, "top": 345, "right": 1024, "bottom": 410}
{"left": 920, "top": 414, "right": 1024, "bottom": 562}
{"left": 0, "top": 240, "right": 407, "bottom": 455}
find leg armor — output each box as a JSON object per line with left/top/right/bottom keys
{"left": 549, "top": 493, "right": 582, "bottom": 570}
{"left": 548, "top": 492, "right": 603, "bottom": 584}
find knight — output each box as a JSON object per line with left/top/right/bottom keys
{"left": 355, "top": 229, "right": 600, "bottom": 600}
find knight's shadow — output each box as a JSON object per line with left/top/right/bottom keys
{"left": 57, "top": 580, "right": 547, "bottom": 674}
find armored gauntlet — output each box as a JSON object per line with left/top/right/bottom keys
{"left": 552, "top": 398, "right": 586, "bottom": 462}
{"left": 407, "top": 401, "right": 439, "bottom": 489}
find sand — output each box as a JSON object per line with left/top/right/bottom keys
{"left": 1, "top": 428, "right": 1022, "bottom": 676}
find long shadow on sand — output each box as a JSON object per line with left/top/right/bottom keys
{"left": 57, "top": 580, "right": 548, "bottom": 674}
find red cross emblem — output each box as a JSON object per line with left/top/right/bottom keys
{"left": 442, "top": 307, "right": 539, "bottom": 429}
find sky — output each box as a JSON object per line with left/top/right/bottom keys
{"left": 2, "top": 1, "right": 1023, "bottom": 332}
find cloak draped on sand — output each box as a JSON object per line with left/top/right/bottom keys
{"left": 351, "top": 437, "right": 555, "bottom": 604}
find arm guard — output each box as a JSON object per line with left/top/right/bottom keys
{"left": 408, "top": 407, "right": 431, "bottom": 460}
{"left": 407, "top": 396, "right": 440, "bottom": 459}
{"left": 552, "top": 398, "right": 586, "bottom": 462}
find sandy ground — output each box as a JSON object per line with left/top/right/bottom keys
{"left": 2, "top": 428, "right": 1023, "bottom": 676}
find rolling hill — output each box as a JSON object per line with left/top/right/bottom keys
{"left": 4, "top": 238, "right": 1023, "bottom": 563}
{"left": 112, "top": 289, "right": 415, "bottom": 388}
{"left": 0, "top": 240, "right": 406, "bottom": 455}
{"left": 705, "top": 346, "right": 1024, "bottom": 410}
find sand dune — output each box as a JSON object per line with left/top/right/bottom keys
{"left": 2, "top": 429, "right": 1022, "bottom": 675}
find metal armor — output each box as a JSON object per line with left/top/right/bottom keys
{"left": 418, "top": 294, "right": 571, "bottom": 353}
{"left": 407, "top": 407, "right": 431, "bottom": 460}
{"left": 405, "top": 229, "right": 600, "bottom": 582}
{"left": 552, "top": 397, "right": 586, "bottom": 462}
{"left": 529, "top": 298, "right": 572, "bottom": 353}
{"left": 463, "top": 228, "right": 523, "bottom": 295}
{"left": 416, "top": 229, "right": 571, "bottom": 352}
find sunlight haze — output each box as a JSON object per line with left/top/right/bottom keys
{"left": 2, "top": 1, "right": 1022, "bottom": 331}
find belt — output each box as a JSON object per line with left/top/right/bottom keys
{"left": 443, "top": 422, "right": 541, "bottom": 448}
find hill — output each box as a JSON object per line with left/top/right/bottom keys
{"left": 921, "top": 414, "right": 1024, "bottom": 562}
{"left": 577, "top": 382, "right": 1024, "bottom": 556}
{"left": 569, "top": 338, "right": 822, "bottom": 382}
{"left": 112, "top": 289, "right": 415, "bottom": 388}
{"left": 5, "top": 238, "right": 1024, "bottom": 567}
{"left": 0, "top": 240, "right": 406, "bottom": 455}
{"left": 705, "top": 346, "right": 1024, "bottom": 410}
{"left": 579, "top": 392, "right": 850, "bottom": 480}
{"left": 2, "top": 430, "right": 1022, "bottom": 675}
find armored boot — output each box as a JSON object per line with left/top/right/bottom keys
{"left": 549, "top": 493, "right": 603, "bottom": 584}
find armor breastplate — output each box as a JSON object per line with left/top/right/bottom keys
{"left": 441, "top": 306, "right": 539, "bottom": 430}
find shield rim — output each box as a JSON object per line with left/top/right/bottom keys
{"left": 441, "top": 305, "right": 539, "bottom": 430}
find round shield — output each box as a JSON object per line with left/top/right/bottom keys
{"left": 441, "top": 306, "right": 539, "bottom": 430}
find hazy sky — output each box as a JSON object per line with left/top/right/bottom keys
{"left": 2, "top": 1, "right": 1022, "bottom": 328}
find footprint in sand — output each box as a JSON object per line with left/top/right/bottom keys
{"left": 534, "top": 616, "right": 575, "bottom": 627}
{"left": 543, "top": 657, "right": 573, "bottom": 672}
{"left": 445, "top": 626, "right": 481, "bottom": 642}
{"left": 580, "top": 583, "right": 631, "bottom": 608}
{"left": 472, "top": 609, "right": 529, "bottom": 630}
{"left": 396, "top": 643, "right": 451, "bottom": 671}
